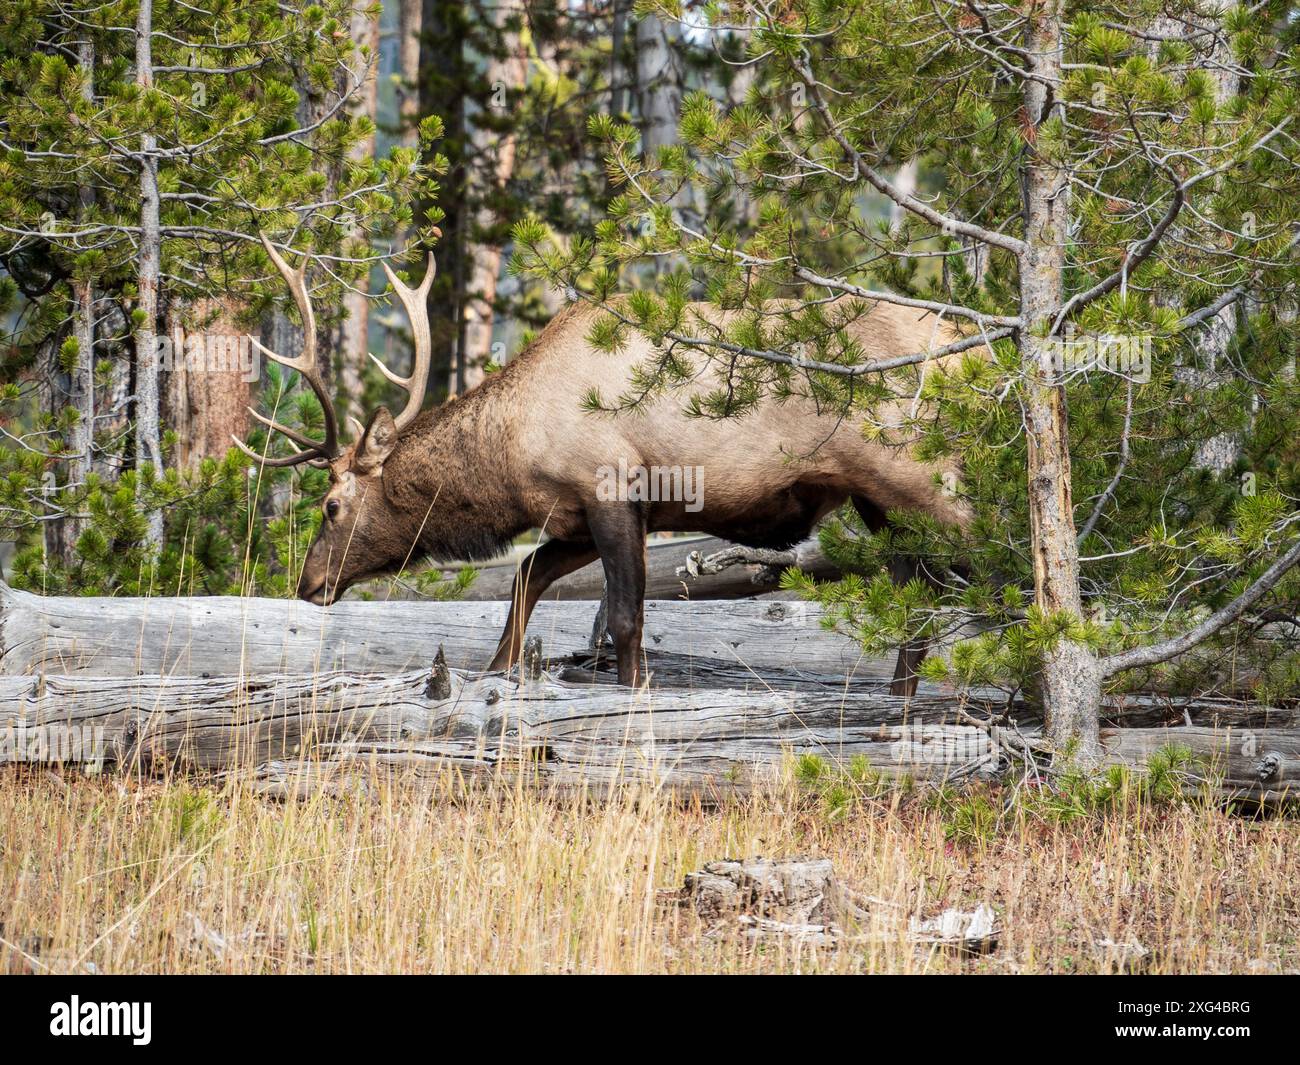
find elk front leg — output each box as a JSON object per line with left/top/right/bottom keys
{"left": 488, "top": 538, "right": 598, "bottom": 672}
{"left": 587, "top": 503, "right": 648, "bottom": 687}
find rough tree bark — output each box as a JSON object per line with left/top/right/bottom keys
{"left": 62, "top": 278, "right": 94, "bottom": 552}
{"left": 1020, "top": 2, "right": 1102, "bottom": 765}
{"left": 134, "top": 0, "right": 164, "bottom": 548}
{"left": 0, "top": 659, "right": 1291, "bottom": 803}
{"left": 457, "top": 0, "right": 528, "bottom": 392}
{"left": 163, "top": 298, "right": 251, "bottom": 468}
{"left": 338, "top": 2, "right": 382, "bottom": 422}
{"left": 0, "top": 584, "right": 868, "bottom": 679}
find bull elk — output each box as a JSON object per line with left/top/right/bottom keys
{"left": 238, "top": 236, "right": 972, "bottom": 695}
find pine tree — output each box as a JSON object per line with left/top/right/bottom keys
{"left": 516, "top": 0, "right": 1300, "bottom": 765}
{"left": 0, "top": 0, "right": 436, "bottom": 592}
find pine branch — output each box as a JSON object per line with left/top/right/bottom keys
{"left": 1102, "top": 534, "right": 1300, "bottom": 677}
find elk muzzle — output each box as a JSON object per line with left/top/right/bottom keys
{"left": 297, "top": 547, "right": 343, "bottom": 606}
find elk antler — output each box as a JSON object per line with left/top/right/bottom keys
{"left": 234, "top": 234, "right": 341, "bottom": 468}
{"left": 369, "top": 249, "right": 436, "bottom": 432}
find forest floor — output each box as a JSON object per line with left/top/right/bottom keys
{"left": 2, "top": 761, "right": 1298, "bottom": 974}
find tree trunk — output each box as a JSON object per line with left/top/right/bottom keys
{"left": 0, "top": 659, "right": 1290, "bottom": 803}
{"left": 610, "top": 0, "right": 629, "bottom": 119}
{"left": 339, "top": 2, "right": 382, "bottom": 422}
{"left": 0, "top": 583, "right": 864, "bottom": 679}
{"left": 134, "top": 0, "right": 164, "bottom": 549}
{"left": 889, "top": 159, "right": 918, "bottom": 232}
{"left": 61, "top": 36, "right": 97, "bottom": 559}
{"left": 1020, "top": 2, "right": 1102, "bottom": 766}
{"left": 91, "top": 303, "right": 133, "bottom": 481}
{"left": 458, "top": 533, "right": 838, "bottom": 602}
{"left": 634, "top": 13, "right": 689, "bottom": 233}
{"left": 1154, "top": 5, "right": 1242, "bottom": 473}
{"left": 457, "top": 0, "right": 528, "bottom": 392}
{"left": 634, "top": 15, "right": 683, "bottom": 159}
{"left": 0, "top": 583, "right": 1279, "bottom": 699}
{"left": 288, "top": 10, "right": 377, "bottom": 405}
{"left": 62, "top": 280, "right": 95, "bottom": 553}
{"left": 418, "top": 0, "right": 465, "bottom": 400}
{"left": 163, "top": 298, "right": 252, "bottom": 468}
{"left": 397, "top": 0, "right": 423, "bottom": 142}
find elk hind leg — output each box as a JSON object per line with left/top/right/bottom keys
{"left": 851, "top": 496, "right": 934, "bottom": 698}
{"left": 586, "top": 503, "right": 648, "bottom": 687}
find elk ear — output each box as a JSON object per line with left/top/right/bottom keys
{"left": 355, "top": 407, "right": 397, "bottom": 473}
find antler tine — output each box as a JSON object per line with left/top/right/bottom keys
{"left": 371, "top": 249, "right": 436, "bottom": 433}
{"left": 232, "top": 234, "right": 342, "bottom": 468}
{"left": 231, "top": 434, "right": 329, "bottom": 469}
{"left": 246, "top": 406, "right": 325, "bottom": 452}
{"left": 253, "top": 235, "right": 340, "bottom": 460}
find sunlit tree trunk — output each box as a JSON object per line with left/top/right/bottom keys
{"left": 458, "top": 0, "right": 528, "bottom": 392}
{"left": 163, "top": 298, "right": 252, "bottom": 468}
{"left": 339, "top": 2, "right": 381, "bottom": 422}
{"left": 1020, "top": 1, "right": 1102, "bottom": 765}
{"left": 134, "top": 0, "right": 164, "bottom": 549}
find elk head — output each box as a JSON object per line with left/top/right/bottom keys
{"left": 235, "top": 233, "right": 437, "bottom": 605}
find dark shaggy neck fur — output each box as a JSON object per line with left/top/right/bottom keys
{"left": 379, "top": 368, "right": 533, "bottom": 563}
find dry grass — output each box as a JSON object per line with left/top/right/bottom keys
{"left": 1, "top": 762, "right": 1297, "bottom": 974}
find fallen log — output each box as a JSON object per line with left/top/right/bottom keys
{"left": 553, "top": 651, "right": 1298, "bottom": 729}
{"left": 0, "top": 581, "right": 877, "bottom": 680}
{"left": 456, "top": 534, "right": 836, "bottom": 602}
{"left": 0, "top": 659, "right": 1294, "bottom": 803}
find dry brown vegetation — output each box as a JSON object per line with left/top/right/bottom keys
{"left": 1, "top": 760, "right": 1297, "bottom": 974}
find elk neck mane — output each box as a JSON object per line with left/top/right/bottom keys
{"left": 377, "top": 355, "right": 537, "bottom": 564}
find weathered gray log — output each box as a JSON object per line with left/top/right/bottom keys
{"left": 456, "top": 534, "right": 836, "bottom": 602}
{"left": 0, "top": 582, "right": 879, "bottom": 680}
{"left": 551, "top": 650, "right": 1299, "bottom": 729}
{"left": 1, "top": 662, "right": 1295, "bottom": 803}
{"left": 0, "top": 666, "right": 981, "bottom": 778}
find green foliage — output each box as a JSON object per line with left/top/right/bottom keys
{"left": 927, "top": 745, "right": 1211, "bottom": 848}
{"left": 930, "top": 787, "right": 1001, "bottom": 852}
{"left": 518, "top": 0, "right": 1300, "bottom": 704}
{"left": 5, "top": 448, "right": 318, "bottom": 597}
{"left": 0, "top": 1, "right": 446, "bottom": 598}
{"left": 790, "top": 752, "right": 898, "bottom": 822}
{"left": 1020, "top": 745, "right": 1212, "bottom": 824}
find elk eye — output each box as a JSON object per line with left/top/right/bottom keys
{"left": 325, "top": 500, "right": 340, "bottom": 520}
